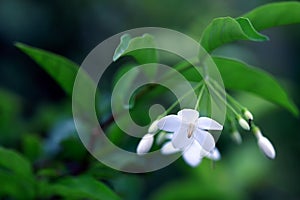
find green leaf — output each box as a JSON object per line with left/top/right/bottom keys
{"left": 22, "top": 134, "right": 43, "bottom": 162}
{"left": 243, "top": 1, "right": 300, "bottom": 31}
{"left": 200, "top": 17, "right": 269, "bottom": 52}
{"left": 15, "top": 43, "right": 98, "bottom": 114}
{"left": 113, "top": 34, "right": 158, "bottom": 80}
{"left": 0, "top": 147, "right": 35, "bottom": 199}
{"left": 48, "top": 176, "right": 121, "bottom": 200}
{"left": 0, "top": 147, "right": 33, "bottom": 179}
{"left": 15, "top": 43, "right": 79, "bottom": 96}
{"left": 113, "top": 34, "right": 132, "bottom": 61}
{"left": 113, "top": 34, "right": 157, "bottom": 64}
{"left": 177, "top": 57, "right": 298, "bottom": 116}
{"left": 213, "top": 57, "right": 298, "bottom": 116}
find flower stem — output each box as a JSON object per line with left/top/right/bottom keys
{"left": 194, "top": 84, "right": 206, "bottom": 110}
{"left": 206, "top": 81, "right": 240, "bottom": 117}
{"left": 160, "top": 81, "right": 204, "bottom": 118}
{"left": 210, "top": 79, "right": 246, "bottom": 111}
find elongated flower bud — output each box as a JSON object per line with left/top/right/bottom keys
{"left": 238, "top": 116, "right": 250, "bottom": 130}
{"left": 231, "top": 131, "right": 242, "bottom": 144}
{"left": 258, "top": 136, "right": 276, "bottom": 159}
{"left": 253, "top": 127, "right": 276, "bottom": 159}
{"left": 136, "top": 134, "right": 154, "bottom": 155}
{"left": 148, "top": 120, "right": 159, "bottom": 133}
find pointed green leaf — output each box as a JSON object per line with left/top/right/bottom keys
{"left": 213, "top": 57, "right": 298, "bottom": 116}
{"left": 48, "top": 176, "right": 121, "bottom": 200}
{"left": 243, "top": 1, "right": 300, "bottom": 31}
{"left": 200, "top": 17, "right": 269, "bottom": 52}
{"left": 0, "top": 147, "right": 35, "bottom": 199}
{"left": 15, "top": 43, "right": 79, "bottom": 96}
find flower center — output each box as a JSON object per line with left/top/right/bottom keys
{"left": 187, "top": 123, "right": 195, "bottom": 138}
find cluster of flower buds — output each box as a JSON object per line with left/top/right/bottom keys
{"left": 232, "top": 108, "right": 276, "bottom": 159}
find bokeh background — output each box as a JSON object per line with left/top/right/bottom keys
{"left": 0, "top": 0, "right": 299, "bottom": 199}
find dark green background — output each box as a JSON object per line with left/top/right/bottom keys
{"left": 0, "top": 0, "right": 299, "bottom": 199}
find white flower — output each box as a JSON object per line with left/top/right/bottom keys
{"left": 161, "top": 140, "right": 221, "bottom": 167}
{"left": 157, "top": 109, "right": 223, "bottom": 152}
{"left": 254, "top": 128, "right": 276, "bottom": 159}
{"left": 136, "top": 133, "right": 154, "bottom": 155}
{"left": 238, "top": 116, "right": 250, "bottom": 130}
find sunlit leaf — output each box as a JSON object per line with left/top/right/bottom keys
{"left": 243, "top": 1, "right": 300, "bottom": 31}
{"left": 200, "top": 17, "right": 268, "bottom": 52}
{"left": 113, "top": 34, "right": 158, "bottom": 79}
{"left": 113, "top": 34, "right": 132, "bottom": 61}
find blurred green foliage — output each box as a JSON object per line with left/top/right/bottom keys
{"left": 0, "top": 1, "right": 300, "bottom": 200}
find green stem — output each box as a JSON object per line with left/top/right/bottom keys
{"left": 210, "top": 79, "right": 246, "bottom": 111}
{"left": 206, "top": 81, "right": 240, "bottom": 117}
{"left": 194, "top": 84, "right": 206, "bottom": 110}
{"left": 159, "top": 81, "right": 204, "bottom": 118}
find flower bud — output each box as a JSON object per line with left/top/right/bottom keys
{"left": 231, "top": 131, "right": 242, "bottom": 144}
{"left": 253, "top": 127, "right": 276, "bottom": 159}
{"left": 136, "top": 134, "right": 154, "bottom": 155}
{"left": 238, "top": 116, "right": 250, "bottom": 130}
{"left": 243, "top": 109, "right": 253, "bottom": 121}
{"left": 258, "top": 136, "right": 276, "bottom": 159}
{"left": 148, "top": 120, "right": 159, "bottom": 133}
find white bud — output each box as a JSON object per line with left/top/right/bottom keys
{"left": 231, "top": 131, "right": 242, "bottom": 144}
{"left": 244, "top": 110, "right": 253, "bottom": 121}
{"left": 258, "top": 136, "right": 276, "bottom": 159}
{"left": 148, "top": 120, "right": 159, "bottom": 133}
{"left": 253, "top": 128, "right": 276, "bottom": 159}
{"left": 238, "top": 117, "right": 250, "bottom": 130}
{"left": 136, "top": 134, "right": 154, "bottom": 155}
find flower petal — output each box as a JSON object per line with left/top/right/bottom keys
{"left": 193, "top": 130, "right": 215, "bottom": 152}
{"left": 178, "top": 109, "right": 199, "bottom": 123}
{"left": 157, "top": 115, "right": 181, "bottom": 132}
{"left": 136, "top": 134, "right": 154, "bottom": 155}
{"left": 172, "top": 124, "right": 193, "bottom": 149}
{"left": 182, "top": 141, "right": 203, "bottom": 167}
{"left": 161, "top": 141, "right": 181, "bottom": 155}
{"left": 206, "top": 148, "right": 221, "bottom": 161}
{"left": 197, "top": 117, "right": 223, "bottom": 130}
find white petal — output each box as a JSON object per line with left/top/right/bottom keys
{"left": 161, "top": 141, "right": 181, "bottom": 155}
{"left": 157, "top": 115, "right": 181, "bottom": 132}
{"left": 178, "top": 109, "right": 199, "bottom": 123}
{"left": 182, "top": 141, "right": 203, "bottom": 167}
{"left": 258, "top": 136, "right": 276, "bottom": 159}
{"left": 197, "top": 117, "right": 223, "bottom": 130}
{"left": 171, "top": 124, "right": 193, "bottom": 149}
{"left": 193, "top": 129, "right": 215, "bottom": 152}
{"left": 136, "top": 134, "right": 154, "bottom": 155}
{"left": 206, "top": 148, "right": 221, "bottom": 161}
